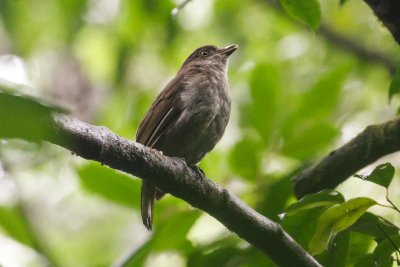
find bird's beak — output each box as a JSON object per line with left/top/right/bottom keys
{"left": 218, "top": 44, "right": 239, "bottom": 57}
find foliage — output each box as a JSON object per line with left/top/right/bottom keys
{"left": 281, "top": 164, "right": 400, "bottom": 266}
{"left": 389, "top": 64, "right": 400, "bottom": 102}
{"left": 278, "top": 0, "right": 321, "bottom": 30}
{"left": 0, "top": 0, "right": 399, "bottom": 266}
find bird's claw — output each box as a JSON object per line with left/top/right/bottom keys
{"left": 190, "top": 165, "right": 205, "bottom": 178}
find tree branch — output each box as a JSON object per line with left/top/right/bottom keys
{"left": 262, "top": 0, "right": 398, "bottom": 75}
{"left": 363, "top": 0, "right": 400, "bottom": 45}
{"left": 51, "top": 115, "right": 320, "bottom": 267}
{"left": 260, "top": 0, "right": 400, "bottom": 199}
{"left": 319, "top": 24, "right": 397, "bottom": 75}
{"left": 0, "top": 91, "right": 321, "bottom": 266}
{"left": 293, "top": 118, "right": 400, "bottom": 198}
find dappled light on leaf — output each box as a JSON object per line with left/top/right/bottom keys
{"left": 309, "top": 198, "right": 377, "bottom": 255}
{"left": 285, "top": 190, "right": 344, "bottom": 216}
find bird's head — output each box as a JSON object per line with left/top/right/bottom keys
{"left": 180, "top": 44, "right": 238, "bottom": 71}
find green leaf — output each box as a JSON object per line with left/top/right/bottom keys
{"left": 281, "top": 64, "right": 350, "bottom": 158}
{"left": 389, "top": 64, "right": 400, "bottom": 101}
{"left": 282, "top": 122, "right": 338, "bottom": 159}
{"left": 373, "top": 234, "right": 400, "bottom": 267}
{"left": 296, "top": 63, "right": 351, "bottom": 119}
{"left": 327, "top": 198, "right": 376, "bottom": 233}
{"left": 187, "top": 237, "right": 275, "bottom": 267}
{"left": 246, "top": 63, "right": 281, "bottom": 145}
{"left": 152, "top": 210, "right": 200, "bottom": 251}
{"left": 78, "top": 162, "right": 140, "bottom": 209}
{"left": 354, "top": 254, "right": 375, "bottom": 267}
{"left": 118, "top": 239, "right": 152, "bottom": 267}
{"left": 309, "top": 197, "right": 377, "bottom": 255}
{"left": 188, "top": 243, "right": 241, "bottom": 267}
{"left": 257, "top": 173, "right": 294, "bottom": 220}
{"left": 349, "top": 233, "right": 376, "bottom": 267}
{"left": 282, "top": 207, "right": 326, "bottom": 248}
{"left": 316, "top": 231, "right": 349, "bottom": 267}
{"left": 349, "top": 212, "right": 399, "bottom": 242}
{"left": 120, "top": 211, "right": 200, "bottom": 266}
{"left": 279, "top": 0, "right": 321, "bottom": 30}
{"left": 354, "top": 163, "right": 395, "bottom": 189}
{"left": 285, "top": 190, "right": 344, "bottom": 216}
{"left": 0, "top": 88, "right": 63, "bottom": 141}
{"left": 0, "top": 205, "right": 35, "bottom": 247}
{"left": 228, "top": 137, "right": 263, "bottom": 180}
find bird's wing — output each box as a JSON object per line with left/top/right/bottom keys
{"left": 136, "top": 75, "right": 184, "bottom": 147}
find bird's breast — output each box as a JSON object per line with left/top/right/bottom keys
{"left": 179, "top": 72, "right": 230, "bottom": 112}
{"left": 156, "top": 72, "right": 231, "bottom": 164}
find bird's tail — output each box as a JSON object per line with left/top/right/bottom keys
{"left": 141, "top": 181, "right": 156, "bottom": 230}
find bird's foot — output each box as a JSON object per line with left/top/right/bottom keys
{"left": 190, "top": 165, "right": 205, "bottom": 179}
{"left": 151, "top": 148, "right": 163, "bottom": 154}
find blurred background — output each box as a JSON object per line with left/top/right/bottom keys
{"left": 0, "top": 0, "right": 399, "bottom": 266}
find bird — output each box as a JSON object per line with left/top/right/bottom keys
{"left": 136, "top": 44, "right": 238, "bottom": 230}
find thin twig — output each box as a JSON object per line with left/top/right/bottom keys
{"left": 378, "top": 216, "right": 400, "bottom": 231}
{"left": 377, "top": 222, "right": 400, "bottom": 255}
{"left": 386, "top": 190, "right": 400, "bottom": 214}
{"left": 377, "top": 203, "right": 398, "bottom": 210}
{"left": 171, "top": 0, "right": 193, "bottom": 16}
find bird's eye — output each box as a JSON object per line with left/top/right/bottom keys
{"left": 200, "top": 50, "right": 209, "bottom": 56}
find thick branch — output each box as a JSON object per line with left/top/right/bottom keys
{"left": 49, "top": 115, "right": 320, "bottom": 267}
{"left": 293, "top": 118, "right": 400, "bottom": 198}
{"left": 364, "top": 0, "right": 400, "bottom": 45}
{"left": 0, "top": 89, "right": 320, "bottom": 267}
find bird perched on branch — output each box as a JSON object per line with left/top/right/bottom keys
{"left": 136, "top": 44, "right": 238, "bottom": 230}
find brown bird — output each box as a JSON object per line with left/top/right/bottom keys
{"left": 136, "top": 44, "right": 238, "bottom": 230}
